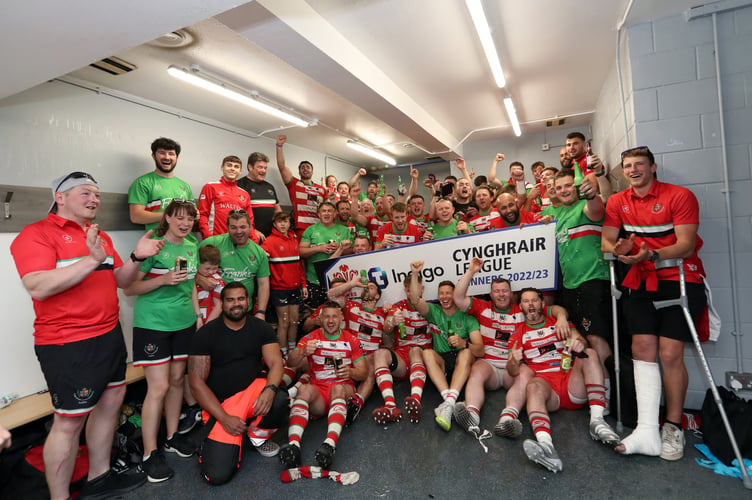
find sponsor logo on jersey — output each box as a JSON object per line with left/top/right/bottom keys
{"left": 63, "top": 234, "right": 73, "bottom": 243}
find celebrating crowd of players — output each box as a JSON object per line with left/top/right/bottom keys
{"left": 9, "top": 131, "right": 708, "bottom": 496}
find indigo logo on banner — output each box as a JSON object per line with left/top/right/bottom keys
{"left": 367, "top": 267, "right": 388, "bottom": 288}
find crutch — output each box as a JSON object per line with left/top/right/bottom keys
{"left": 604, "top": 253, "right": 624, "bottom": 433}
{"left": 653, "top": 258, "right": 752, "bottom": 489}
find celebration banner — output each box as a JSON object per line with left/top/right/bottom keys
{"left": 322, "top": 222, "right": 558, "bottom": 304}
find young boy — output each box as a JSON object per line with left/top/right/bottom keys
{"left": 194, "top": 244, "right": 225, "bottom": 329}
{"left": 198, "top": 155, "right": 257, "bottom": 241}
{"left": 180, "top": 244, "right": 225, "bottom": 435}
{"left": 262, "top": 212, "right": 307, "bottom": 357}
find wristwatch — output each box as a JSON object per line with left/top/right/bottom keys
{"left": 649, "top": 250, "right": 660, "bottom": 262}
{"left": 130, "top": 251, "right": 146, "bottom": 262}
{"left": 263, "top": 384, "right": 278, "bottom": 393}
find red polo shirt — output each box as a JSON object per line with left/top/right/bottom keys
{"left": 604, "top": 179, "right": 704, "bottom": 284}
{"left": 11, "top": 213, "right": 123, "bottom": 345}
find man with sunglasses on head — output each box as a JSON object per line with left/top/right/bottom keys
{"left": 129, "top": 137, "right": 195, "bottom": 240}
{"left": 602, "top": 146, "right": 707, "bottom": 462}
{"left": 201, "top": 210, "right": 270, "bottom": 320}
{"left": 11, "top": 172, "right": 165, "bottom": 500}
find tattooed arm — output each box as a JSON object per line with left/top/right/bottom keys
{"left": 188, "top": 354, "right": 247, "bottom": 435}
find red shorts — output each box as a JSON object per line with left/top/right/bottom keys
{"left": 535, "top": 370, "right": 585, "bottom": 411}
{"left": 311, "top": 379, "right": 355, "bottom": 411}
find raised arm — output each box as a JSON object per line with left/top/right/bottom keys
{"left": 328, "top": 276, "right": 364, "bottom": 301}
{"left": 113, "top": 230, "right": 165, "bottom": 288}
{"left": 275, "top": 135, "right": 293, "bottom": 185}
{"left": 408, "top": 166, "right": 419, "bottom": 197}
{"left": 487, "top": 153, "right": 505, "bottom": 187}
{"left": 455, "top": 158, "right": 473, "bottom": 183}
{"left": 454, "top": 256, "right": 482, "bottom": 312}
{"left": 408, "top": 260, "right": 429, "bottom": 317}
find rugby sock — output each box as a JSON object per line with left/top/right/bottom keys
{"left": 442, "top": 389, "right": 459, "bottom": 406}
{"left": 248, "top": 423, "right": 273, "bottom": 446}
{"left": 586, "top": 383, "right": 607, "bottom": 421}
{"left": 282, "top": 365, "right": 296, "bottom": 388}
{"left": 324, "top": 398, "right": 347, "bottom": 448}
{"left": 350, "top": 393, "right": 364, "bottom": 408}
{"left": 288, "top": 372, "right": 311, "bottom": 399}
{"left": 375, "top": 367, "right": 397, "bottom": 407}
{"left": 409, "top": 362, "right": 426, "bottom": 402}
{"left": 619, "top": 360, "right": 662, "bottom": 456}
{"left": 467, "top": 404, "right": 481, "bottom": 427}
{"left": 280, "top": 466, "right": 360, "bottom": 485}
{"left": 281, "top": 346, "right": 289, "bottom": 358}
{"left": 604, "top": 377, "right": 611, "bottom": 403}
{"left": 288, "top": 399, "right": 309, "bottom": 447}
{"left": 500, "top": 406, "right": 519, "bottom": 422}
{"left": 529, "top": 411, "right": 552, "bottom": 443}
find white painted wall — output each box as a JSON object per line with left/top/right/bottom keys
{"left": 593, "top": 6, "right": 752, "bottom": 408}
{"left": 0, "top": 79, "right": 360, "bottom": 399}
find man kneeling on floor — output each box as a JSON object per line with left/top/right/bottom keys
{"left": 280, "top": 301, "right": 368, "bottom": 469}
{"left": 507, "top": 288, "right": 620, "bottom": 473}
{"left": 188, "top": 282, "right": 288, "bottom": 485}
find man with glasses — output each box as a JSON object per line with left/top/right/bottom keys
{"left": 201, "top": 210, "right": 270, "bottom": 320}
{"left": 602, "top": 146, "right": 707, "bottom": 461}
{"left": 129, "top": 137, "right": 195, "bottom": 240}
{"left": 11, "top": 172, "right": 164, "bottom": 499}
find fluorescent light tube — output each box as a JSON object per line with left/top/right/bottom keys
{"left": 167, "top": 65, "right": 309, "bottom": 128}
{"left": 346, "top": 140, "right": 396, "bottom": 165}
{"left": 466, "top": 0, "right": 506, "bottom": 88}
{"left": 504, "top": 97, "right": 521, "bottom": 137}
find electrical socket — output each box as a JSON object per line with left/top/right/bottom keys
{"left": 725, "top": 371, "right": 752, "bottom": 391}
{"left": 541, "top": 143, "right": 550, "bottom": 151}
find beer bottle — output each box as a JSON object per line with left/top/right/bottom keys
{"left": 560, "top": 338, "right": 572, "bottom": 372}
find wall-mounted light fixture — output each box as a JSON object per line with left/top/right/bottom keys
{"left": 167, "top": 65, "right": 310, "bottom": 128}
{"left": 346, "top": 140, "right": 396, "bottom": 165}
{"left": 466, "top": 0, "right": 506, "bottom": 88}
{"left": 504, "top": 96, "right": 521, "bottom": 137}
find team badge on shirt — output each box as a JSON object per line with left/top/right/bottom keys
{"left": 652, "top": 203, "right": 664, "bottom": 214}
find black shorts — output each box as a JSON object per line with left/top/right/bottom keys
{"left": 561, "top": 279, "right": 612, "bottom": 342}
{"left": 35, "top": 323, "right": 127, "bottom": 416}
{"left": 623, "top": 280, "right": 706, "bottom": 342}
{"left": 132, "top": 324, "right": 195, "bottom": 366}
{"left": 270, "top": 288, "right": 302, "bottom": 308}
{"left": 440, "top": 350, "right": 460, "bottom": 378}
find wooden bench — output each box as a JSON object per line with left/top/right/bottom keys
{"left": 0, "top": 363, "right": 144, "bottom": 430}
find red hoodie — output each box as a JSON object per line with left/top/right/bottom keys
{"left": 261, "top": 227, "right": 306, "bottom": 290}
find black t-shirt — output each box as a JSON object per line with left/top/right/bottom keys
{"left": 236, "top": 177, "right": 279, "bottom": 236}
{"left": 453, "top": 200, "right": 477, "bottom": 220}
{"left": 189, "top": 315, "right": 278, "bottom": 402}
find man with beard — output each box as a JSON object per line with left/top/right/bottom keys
{"left": 350, "top": 194, "right": 391, "bottom": 242}
{"left": 300, "top": 202, "right": 351, "bottom": 309}
{"left": 188, "top": 282, "right": 287, "bottom": 485}
{"left": 374, "top": 202, "right": 424, "bottom": 249}
{"left": 549, "top": 169, "right": 614, "bottom": 402}
{"left": 237, "top": 151, "right": 282, "bottom": 241}
{"left": 129, "top": 137, "right": 195, "bottom": 239}
{"left": 407, "top": 194, "right": 430, "bottom": 232}
{"left": 528, "top": 166, "right": 559, "bottom": 213}
{"left": 451, "top": 177, "right": 476, "bottom": 220}
{"left": 565, "top": 132, "right": 606, "bottom": 192}
{"left": 466, "top": 186, "right": 501, "bottom": 232}
{"left": 280, "top": 302, "right": 367, "bottom": 469}
{"left": 201, "top": 211, "right": 270, "bottom": 319}
{"left": 408, "top": 261, "right": 482, "bottom": 432}
{"left": 275, "top": 135, "right": 327, "bottom": 239}
{"left": 508, "top": 288, "right": 619, "bottom": 473}
{"left": 559, "top": 146, "right": 572, "bottom": 169}
{"left": 492, "top": 192, "right": 538, "bottom": 229}
{"left": 452, "top": 258, "right": 570, "bottom": 438}
{"left": 328, "top": 278, "right": 388, "bottom": 425}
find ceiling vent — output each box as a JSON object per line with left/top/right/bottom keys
{"left": 89, "top": 56, "right": 136, "bottom": 75}
{"left": 546, "top": 118, "right": 566, "bottom": 127}
{"left": 147, "top": 30, "right": 195, "bottom": 49}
